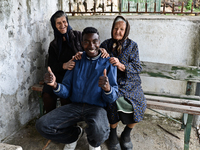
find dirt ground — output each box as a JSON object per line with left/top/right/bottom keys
{"left": 3, "top": 113, "right": 200, "bottom": 150}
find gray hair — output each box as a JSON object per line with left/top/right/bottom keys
{"left": 53, "top": 11, "right": 67, "bottom": 22}
{"left": 115, "top": 18, "right": 126, "bottom": 24}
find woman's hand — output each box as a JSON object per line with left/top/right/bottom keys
{"left": 100, "top": 48, "right": 109, "bottom": 58}
{"left": 73, "top": 51, "right": 83, "bottom": 60}
{"left": 44, "top": 67, "right": 57, "bottom": 89}
{"left": 109, "top": 57, "right": 125, "bottom": 72}
{"left": 63, "top": 59, "right": 76, "bottom": 70}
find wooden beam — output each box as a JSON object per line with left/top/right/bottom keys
{"left": 39, "top": 80, "right": 44, "bottom": 85}
{"left": 146, "top": 95, "right": 200, "bottom": 107}
{"left": 141, "top": 61, "right": 200, "bottom": 82}
{"left": 147, "top": 101, "right": 200, "bottom": 115}
{"left": 145, "top": 91, "right": 200, "bottom": 101}
{"left": 31, "top": 84, "right": 43, "bottom": 92}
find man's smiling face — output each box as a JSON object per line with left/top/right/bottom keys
{"left": 82, "top": 33, "right": 100, "bottom": 58}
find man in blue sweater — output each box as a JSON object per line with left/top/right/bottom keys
{"left": 36, "top": 27, "right": 118, "bottom": 150}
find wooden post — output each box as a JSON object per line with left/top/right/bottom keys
{"left": 184, "top": 114, "right": 193, "bottom": 150}
{"left": 38, "top": 92, "right": 44, "bottom": 116}
{"left": 182, "top": 81, "right": 196, "bottom": 149}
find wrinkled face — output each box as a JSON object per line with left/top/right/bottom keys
{"left": 55, "top": 16, "right": 68, "bottom": 34}
{"left": 82, "top": 33, "right": 100, "bottom": 58}
{"left": 112, "top": 21, "right": 126, "bottom": 41}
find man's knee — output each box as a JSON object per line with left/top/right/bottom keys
{"left": 87, "top": 124, "right": 110, "bottom": 147}
{"left": 35, "top": 115, "right": 52, "bottom": 135}
{"left": 86, "top": 112, "right": 110, "bottom": 142}
{"left": 35, "top": 118, "right": 43, "bottom": 135}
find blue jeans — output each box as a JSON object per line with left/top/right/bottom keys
{"left": 35, "top": 103, "right": 110, "bottom": 147}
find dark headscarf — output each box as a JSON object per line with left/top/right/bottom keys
{"left": 111, "top": 16, "right": 130, "bottom": 55}
{"left": 50, "top": 10, "right": 73, "bottom": 56}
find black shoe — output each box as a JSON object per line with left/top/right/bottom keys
{"left": 120, "top": 138, "right": 133, "bottom": 150}
{"left": 109, "top": 141, "right": 121, "bottom": 150}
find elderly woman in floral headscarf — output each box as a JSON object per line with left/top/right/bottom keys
{"left": 100, "top": 16, "right": 147, "bottom": 150}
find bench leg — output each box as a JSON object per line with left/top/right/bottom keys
{"left": 38, "top": 92, "right": 44, "bottom": 117}
{"left": 183, "top": 114, "right": 193, "bottom": 150}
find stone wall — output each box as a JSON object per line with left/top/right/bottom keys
{"left": 0, "top": 0, "right": 60, "bottom": 142}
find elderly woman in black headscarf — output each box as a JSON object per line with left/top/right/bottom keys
{"left": 43, "top": 10, "right": 109, "bottom": 113}
{"left": 42, "top": 10, "right": 82, "bottom": 113}
{"left": 100, "top": 16, "right": 147, "bottom": 150}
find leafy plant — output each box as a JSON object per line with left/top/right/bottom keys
{"left": 186, "top": 0, "right": 193, "bottom": 10}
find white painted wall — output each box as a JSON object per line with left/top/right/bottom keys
{"left": 1, "top": 0, "right": 200, "bottom": 142}
{"left": 0, "top": 0, "right": 60, "bottom": 142}
{"left": 69, "top": 15, "right": 200, "bottom": 66}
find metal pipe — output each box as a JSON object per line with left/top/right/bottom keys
{"left": 145, "top": 2, "right": 147, "bottom": 13}
{"left": 64, "top": 11, "right": 200, "bottom": 15}
{"left": 128, "top": 0, "right": 130, "bottom": 12}
{"left": 136, "top": 3, "right": 138, "bottom": 13}
{"left": 64, "top": 1, "right": 200, "bottom": 16}
{"left": 191, "top": 2, "right": 194, "bottom": 13}
{"left": 111, "top": 0, "right": 113, "bottom": 12}
{"left": 61, "top": 0, "right": 63, "bottom": 10}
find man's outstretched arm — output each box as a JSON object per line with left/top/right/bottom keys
{"left": 44, "top": 66, "right": 72, "bottom": 99}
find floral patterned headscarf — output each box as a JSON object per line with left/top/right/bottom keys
{"left": 111, "top": 16, "right": 130, "bottom": 55}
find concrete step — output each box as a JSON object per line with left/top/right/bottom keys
{"left": 0, "top": 143, "right": 23, "bottom": 150}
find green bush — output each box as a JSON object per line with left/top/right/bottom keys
{"left": 186, "top": 0, "right": 193, "bottom": 10}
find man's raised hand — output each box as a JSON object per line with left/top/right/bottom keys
{"left": 44, "top": 67, "right": 57, "bottom": 89}
{"left": 98, "top": 69, "right": 111, "bottom": 92}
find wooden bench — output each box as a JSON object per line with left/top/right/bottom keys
{"left": 31, "top": 81, "right": 44, "bottom": 116}
{"left": 31, "top": 61, "right": 200, "bottom": 150}
{"left": 141, "top": 61, "right": 200, "bottom": 150}
{"left": 31, "top": 81, "right": 62, "bottom": 116}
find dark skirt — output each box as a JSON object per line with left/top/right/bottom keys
{"left": 107, "top": 97, "right": 136, "bottom": 125}
{"left": 118, "top": 112, "right": 136, "bottom": 124}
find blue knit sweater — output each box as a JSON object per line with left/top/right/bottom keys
{"left": 54, "top": 52, "right": 118, "bottom": 107}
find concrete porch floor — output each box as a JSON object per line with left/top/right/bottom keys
{"left": 3, "top": 113, "right": 200, "bottom": 150}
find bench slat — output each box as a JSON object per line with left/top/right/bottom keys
{"left": 39, "top": 80, "right": 44, "bottom": 85}
{"left": 147, "top": 101, "right": 200, "bottom": 115}
{"left": 31, "top": 84, "right": 43, "bottom": 92}
{"left": 145, "top": 91, "right": 200, "bottom": 101}
{"left": 146, "top": 95, "right": 200, "bottom": 107}
{"left": 141, "top": 61, "right": 200, "bottom": 82}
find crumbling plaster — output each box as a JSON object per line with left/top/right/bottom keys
{"left": 0, "top": 0, "right": 60, "bottom": 142}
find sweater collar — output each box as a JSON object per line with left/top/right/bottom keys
{"left": 86, "top": 52, "right": 101, "bottom": 60}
